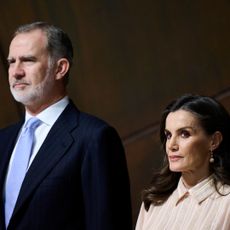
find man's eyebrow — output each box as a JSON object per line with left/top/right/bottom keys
{"left": 7, "top": 55, "right": 37, "bottom": 62}
{"left": 20, "top": 55, "right": 37, "bottom": 61}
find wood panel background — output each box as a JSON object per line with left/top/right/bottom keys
{"left": 1, "top": 1, "right": 230, "bottom": 228}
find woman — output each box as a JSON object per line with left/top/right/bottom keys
{"left": 136, "top": 94, "right": 230, "bottom": 230}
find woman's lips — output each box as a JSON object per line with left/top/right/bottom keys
{"left": 168, "top": 155, "right": 183, "bottom": 162}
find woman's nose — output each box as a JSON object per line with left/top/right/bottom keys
{"left": 167, "top": 136, "right": 179, "bottom": 151}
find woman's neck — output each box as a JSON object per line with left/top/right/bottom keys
{"left": 181, "top": 173, "right": 211, "bottom": 189}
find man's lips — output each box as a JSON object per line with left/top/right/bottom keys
{"left": 13, "top": 82, "right": 29, "bottom": 89}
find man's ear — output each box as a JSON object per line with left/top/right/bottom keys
{"left": 55, "top": 58, "right": 70, "bottom": 80}
{"left": 210, "top": 131, "right": 223, "bottom": 151}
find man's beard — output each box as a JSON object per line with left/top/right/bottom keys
{"left": 10, "top": 67, "right": 55, "bottom": 106}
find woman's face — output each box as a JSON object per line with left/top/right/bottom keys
{"left": 164, "top": 109, "right": 213, "bottom": 179}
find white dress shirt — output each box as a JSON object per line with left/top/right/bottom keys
{"left": 7, "top": 96, "right": 69, "bottom": 172}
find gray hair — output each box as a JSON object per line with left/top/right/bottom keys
{"left": 13, "top": 21, "right": 74, "bottom": 81}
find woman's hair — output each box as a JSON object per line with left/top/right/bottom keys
{"left": 142, "top": 94, "right": 230, "bottom": 211}
{"left": 13, "top": 21, "right": 73, "bottom": 82}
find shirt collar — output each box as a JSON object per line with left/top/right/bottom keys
{"left": 25, "top": 96, "right": 69, "bottom": 126}
{"left": 176, "top": 175, "right": 215, "bottom": 205}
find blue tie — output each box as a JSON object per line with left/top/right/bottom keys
{"left": 4, "top": 117, "right": 41, "bottom": 227}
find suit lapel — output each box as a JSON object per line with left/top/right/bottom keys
{"left": 11, "top": 102, "right": 79, "bottom": 219}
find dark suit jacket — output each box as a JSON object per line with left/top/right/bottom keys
{"left": 0, "top": 101, "right": 132, "bottom": 230}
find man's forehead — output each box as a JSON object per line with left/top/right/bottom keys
{"left": 9, "top": 30, "right": 48, "bottom": 55}
{"left": 13, "top": 29, "right": 47, "bottom": 43}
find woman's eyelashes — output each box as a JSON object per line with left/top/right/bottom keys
{"left": 164, "top": 129, "right": 191, "bottom": 140}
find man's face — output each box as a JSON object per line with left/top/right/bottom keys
{"left": 8, "top": 29, "right": 56, "bottom": 107}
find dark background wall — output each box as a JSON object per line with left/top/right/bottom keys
{"left": 1, "top": 1, "right": 230, "bottom": 227}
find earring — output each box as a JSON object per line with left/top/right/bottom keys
{"left": 209, "top": 150, "right": 214, "bottom": 163}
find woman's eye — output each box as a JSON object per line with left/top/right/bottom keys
{"left": 181, "top": 130, "right": 190, "bottom": 138}
{"left": 164, "top": 131, "right": 171, "bottom": 139}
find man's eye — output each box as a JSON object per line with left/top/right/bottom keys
{"left": 181, "top": 130, "right": 190, "bottom": 138}
{"left": 7, "top": 59, "right": 15, "bottom": 65}
{"left": 24, "top": 59, "right": 34, "bottom": 63}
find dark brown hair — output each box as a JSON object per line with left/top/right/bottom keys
{"left": 142, "top": 94, "right": 230, "bottom": 211}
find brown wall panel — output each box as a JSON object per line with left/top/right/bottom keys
{"left": 0, "top": 1, "right": 230, "bottom": 228}
{"left": 0, "top": 54, "right": 20, "bottom": 127}
{"left": 125, "top": 131, "right": 163, "bottom": 224}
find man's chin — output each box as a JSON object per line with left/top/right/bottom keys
{"left": 11, "top": 93, "right": 34, "bottom": 105}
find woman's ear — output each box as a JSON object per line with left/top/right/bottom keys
{"left": 55, "top": 58, "right": 70, "bottom": 80}
{"left": 211, "top": 131, "right": 223, "bottom": 151}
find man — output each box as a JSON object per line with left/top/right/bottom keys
{"left": 0, "top": 22, "right": 132, "bottom": 230}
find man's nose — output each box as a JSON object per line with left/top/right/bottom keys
{"left": 9, "top": 62, "right": 25, "bottom": 79}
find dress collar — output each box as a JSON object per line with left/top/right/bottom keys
{"left": 176, "top": 175, "right": 215, "bottom": 205}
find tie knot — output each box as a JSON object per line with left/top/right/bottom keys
{"left": 24, "top": 117, "right": 41, "bottom": 130}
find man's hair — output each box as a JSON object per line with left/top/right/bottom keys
{"left": 13, "top": 21, "right": 74, "bottom": 81}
